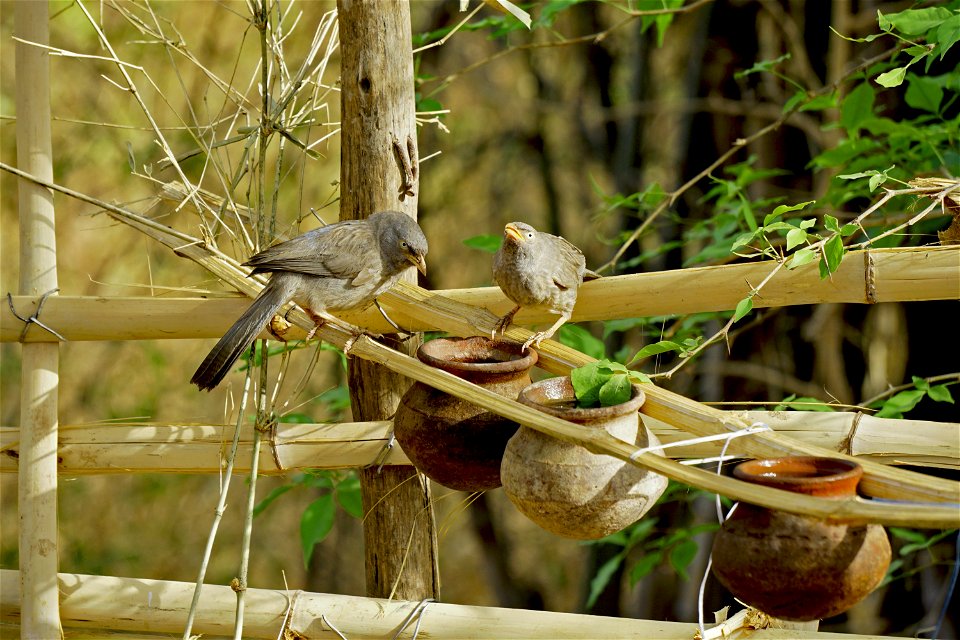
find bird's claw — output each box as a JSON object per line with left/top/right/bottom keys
{"left": 521, "top": 332, "right": 545, "bottom": 352}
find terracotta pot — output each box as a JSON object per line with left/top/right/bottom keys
{"left": 711, "top": 456, "right": 892, "bottom": 621}
{"left": 500, "top": 376, "right": 668, "bottom": 540}
{"left": 394, "top": 337, "right": 537, "bottom": 491}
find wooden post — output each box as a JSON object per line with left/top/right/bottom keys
{"left": 337, "top": 0, "right": 440, "bottom": 600}
{"left": 14, "top": 0, "right": 62, "bottom": 636}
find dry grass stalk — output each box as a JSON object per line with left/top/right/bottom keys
{"left": 2, "top": 411, "right": 955, "bottom": 475}
{"left": 0, "top": 569, "right": 889, "bottom": 640}
{"left": 3, "top": 245, "right": 958, "bottom": 342}
{"left": 13, "top": 2, "right": 62, "bottom": 636}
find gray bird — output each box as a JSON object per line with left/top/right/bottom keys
{"left": 191, "top": 210, "right": 428, "bottom": 390}
{"left": 492, "top": 221, "right": 599, "bottom": 351}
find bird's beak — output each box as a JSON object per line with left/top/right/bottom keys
{"left": 410, "top": 253, "right": 427, "bottom": 276}
{"left": 504, "top": 223, "right": 524, "bottom": 243}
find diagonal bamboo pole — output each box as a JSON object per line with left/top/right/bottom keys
{"left": 14, "top": 2, "right": 62, "bottom": 637}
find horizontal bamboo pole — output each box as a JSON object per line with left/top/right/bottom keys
{"left": 13, "top": 177, "right": 952, "bottom": 526}
{"left": 1, "top": 411, "right": 956, "bottom": 475}
{"left": 3, "top": 246, "right": 958, "bottom": 343}
{"left": 0, "top": 570, "right": 898, "bottom": 639}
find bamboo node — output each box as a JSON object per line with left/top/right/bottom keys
{"left": 838, "top": 412, "right": 864, "bottom": 455}
{"left": 864, "top": 250, "right": 877, "bottom": 304}
{"left": 6, "top": 289, "right": 65, "bottom": 341}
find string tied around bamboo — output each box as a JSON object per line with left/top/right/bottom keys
{"left": 6, "top": 289, "right": 65, "bottom": 342}
{"left": 365, "top": 429, "right": 396, "bottom": 474}
{"left": 628, "top": 421, "right": 773, "bottom": 467}
{"left": 391, "top": 598, "right": 435, "bottom": 640}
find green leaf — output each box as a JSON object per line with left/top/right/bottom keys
{"left": 630, "top": 340, "right": 683, "bottom": 363}
{"left": 936, "top": 15, "right": 960, "bottom": 59}
{"left": 824, "top": 214, "right": 841, "bottom": 233}
{"left": 868, "top": 172, "right": 890, "bottom": 192}
{"left": 798, "top": 93, "right": 837, "bottom": 112}
{"left": 628, "top": 552, "right": 662, "bottom": 586}
{"left": 905, "top": 74, "right": 944, "bottom": 113}
{"left": 786, "top": 227, "right": 807, "bottom": 251}
{"left": 571, "top": 361, "right": 608, "bottom": 407}
{"left": 585, "top": 552, "right": 626, "bottom": 609}
{"left": 788, "top": 246, "right": 817, "bottom": 270}
{"left": 821, "top": 235, "right": 845, "bottom": 277}
{"left": 840, "top": 83, "right": 875, "bottom": 134}
{"left": 301, "top": 493, "right": 336, "bottom": 567}
{"left": 730, "top": 229, "right": 759, "bottom": 252}
{"left": 335, "top": 475, "right": 364, "bottom": 518}
{"left": 771, "top": 201, "right": 815, "bottom": 218}
{"left": 732, "top": 296, "right": 753, "bottom": 323}
{"left": 840, "top": 224, "right": 858, "bottom": 237}
{"left": 734, "top": 53, "right": 791, "bottom": 79}
{"left": 889, "top": 527, "right": 927, "bottom": 543}
{"left": 599, "top": 373, "right": 633, "bottom": 407}
{"left": 876, "top": 67, "right": 907, "bottom": 88}
{"left": 558, "top": 324, "right": 606, "bottom": 360}
{"left": 669, "top": 539, "right": 699, "bottom": 581}
{"left": 927, "top": 384, "right": 955, "bottom": 404}
{"left": 462, "top": 234, "right": 502, "bottom": 253}
{"left": 253, "top": 484, "right": 295, "bottom": 518}
{"left": 880, "top": 7, "right": 953, "bottom": 35}
{"left": 873, "top": 389, "right": 926, "bottom": 419}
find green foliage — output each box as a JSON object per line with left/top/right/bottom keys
{"left": 254, "top": 469, "right": 363, "bottom": 567}
{"left": 462, "top": 233, "right": 503, "bottom": 253}
{"left": 869, "top": 376, "right": 956, "bottom": 419}
{"left": 570, "top": 359, "right": 649, "bottom": 407}
{"left": 881, "top": 528, "right": 959, "bottom": 587}
{"left": 558, "top": 324, "right": 607, "bottom": 360}
{"left": 584, "top": 482, "right": 725, "bottom": 609}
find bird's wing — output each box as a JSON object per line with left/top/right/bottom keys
{"left": 549, "top": 235, "right": 587, "bottom": 290}
{"left": 243, "top": 221, "right": 379, "bottom": 283}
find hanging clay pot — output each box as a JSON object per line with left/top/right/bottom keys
{"left": 711, "top": 456, "right": 891, "bottom": 621}
{"left": 500, "top": 376, "right": 668, "bottom": 540}
{"left": 394, "top": 337, "right": 537, "bottom": 492}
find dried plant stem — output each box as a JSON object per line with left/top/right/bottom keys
{"left": 182, "top": 350, "right": 256, "bottom": 640}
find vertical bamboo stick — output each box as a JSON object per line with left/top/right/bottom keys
{"left": 14, "top": 1, "right": 61, "bottom": 637}
{"left": 337, "top": 0, "right": 440, "bottom": 600}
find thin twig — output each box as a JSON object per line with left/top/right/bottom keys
{"left": 861, "top": 373, "right": 960, "bottom": 407}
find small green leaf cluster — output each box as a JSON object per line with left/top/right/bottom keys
{"left": 254, "top": 469, "right": 363, "bottom": 567}
{"left": 869, "top": 376, "right": 955, "bottom": 419}
{"left": 570, "top": 359, "right": 650, "bottom": 408}
{"left": 882, "top": 528, "right": 959, "bottom": 587}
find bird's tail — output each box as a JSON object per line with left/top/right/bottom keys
{"left": 191, "top": 279, "right": 291, "bottom": 391}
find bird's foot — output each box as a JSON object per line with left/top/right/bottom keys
{"left": 521, "top": 331, "right": 546, "bottom": 352}
{"left": 268, "top": 314, "right": 293, "bottom": 341}
{"left": 304, "top": 313, "right": 327, "bottom": 341}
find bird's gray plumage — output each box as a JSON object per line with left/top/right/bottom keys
{"left": 192, "top": 211, "right": 428, "bottom": 390}
{"left": 492, "top": 221, "right": 598, "bottom": 350}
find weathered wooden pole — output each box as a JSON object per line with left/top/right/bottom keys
{"left": 337, "top": 0, "right": 440, "bottom": 600}
{"left": 14, "top": 0, "right": 62, "bottom": 636}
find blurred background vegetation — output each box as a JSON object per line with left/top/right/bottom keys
{"left": 1, "top": 0, "right": 957, "bottom": 636}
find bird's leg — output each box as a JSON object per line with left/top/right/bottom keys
{"left": 493, "top": 305, "right": 522, "bottom": 339}
{"left": 521, "top": 312, "right": 570, "bottom": 352}
{"left": 304, "top": 310, "right": 331, "bottom": 341}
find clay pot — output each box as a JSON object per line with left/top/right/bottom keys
{"left": 711, "top": 456, "right": 892, "bottom": 621}
{"left": 500, "top": 376, "right": 668, "bottom": 540}
{"left": 394, "top": 337, "right": 537, "bottom": 492}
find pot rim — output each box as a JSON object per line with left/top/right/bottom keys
{"left": 517, "top": 376, "right": 645, "bottom": 421}
{"left": 417, "top": 336, "right": 538, "bottom": 374}
{"left": 733, "top": 456, "right": 863, "bottom": 496}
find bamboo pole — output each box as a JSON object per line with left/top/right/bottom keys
{"left": 337, "top": 0, "right": 440, "bottom": 602}
{"left": 4, "top": 245, "right": 959, "bottom": 343}
{"left": 13, "top": 2, "right": 62, "bottom": 637}
{"left": 1, "top": 411, "right": 956, "bottom": 475}
{"left": 0, "top": 570, "right": 899, "bottom": 640}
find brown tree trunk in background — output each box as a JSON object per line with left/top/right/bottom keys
{"left": 337, "top": 0, "right": 440, "bottom": 601}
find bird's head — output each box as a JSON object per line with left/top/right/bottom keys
{"left": 374, "top": 211, "right": 429, "bottom": 276}
{"left": 503, "top": 221, "right": 537, "bottom": 246}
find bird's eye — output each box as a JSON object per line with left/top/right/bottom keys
{"left": 526, "top": 232, "right": 534, "bottom": 238}
{"left": 401, "top": 241, "right": 408, "bottom": 248}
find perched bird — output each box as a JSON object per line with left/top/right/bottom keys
{"left": 492, "top": 221, "right": 599, "bottom": 351}
{"left": 191, "top": 211, "right": 428, "bottom": 390}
